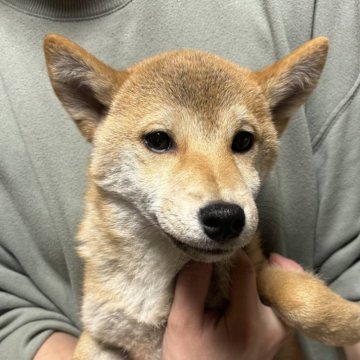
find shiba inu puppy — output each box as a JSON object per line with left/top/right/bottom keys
{"left": 44, "top": 35, "right": 360, "bottom": 359}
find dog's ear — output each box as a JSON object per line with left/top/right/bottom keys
{"left": 255, "top": 37, "right": 328, "bottom": 136}
{"left": 44, "top": 34, "right": 129, "bottom": 142}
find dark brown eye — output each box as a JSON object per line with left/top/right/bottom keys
{"left": 231, "top": 131, "right": 254, "bottom": 153}
{"left": 144, "top": 131, "right": 173, "bottom": 152}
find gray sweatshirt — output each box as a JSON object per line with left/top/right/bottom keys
{"left": 0, "top": 1, "right": 359, "bottom": 359}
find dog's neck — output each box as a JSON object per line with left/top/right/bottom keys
{"left": 78, "top": 184, "right": 189, "bottom": 325}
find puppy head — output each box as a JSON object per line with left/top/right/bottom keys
{"left": 44, "top": 35, "right": 328, "bottom": 261}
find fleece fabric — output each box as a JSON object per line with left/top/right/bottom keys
{"left": 0, "top": 1, "right": 359, "bottom": 359}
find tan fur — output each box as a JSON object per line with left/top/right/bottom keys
{"left": 43, "top": 34, "right": 360, "bottom": 360}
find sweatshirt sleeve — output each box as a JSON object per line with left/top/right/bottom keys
{"left": 306, "top": 0, "right": 360, "bottom": 303}
{"left": 0, "top": 75, "right": 80, "bottom": 360}
{"left": 0, "top": 245, "right": 79, "bottom": 360}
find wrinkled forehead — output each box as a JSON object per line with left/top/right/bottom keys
{"left": 111, "top": 50, "right": 269, "bottom": 132}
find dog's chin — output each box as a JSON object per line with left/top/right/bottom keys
{"left": 169, "top": 237, "right": 236, "bottom": 262}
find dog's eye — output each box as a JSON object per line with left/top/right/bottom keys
{"left": 231, "top": 131, "right": 254, "bottom": 153}
{"left": 144, "top": 131, "right": 173, "bottom": 152}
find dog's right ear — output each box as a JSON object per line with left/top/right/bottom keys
{"left": 44, "top": 34, "right": 129, "bottom": 142}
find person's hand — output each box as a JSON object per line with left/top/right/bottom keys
{"left": 344, "top": 342, "right": 360, "bottom": 360}
{"left": 162, "top": 251, "right": 294, "bottom": 360}
{"left": 33, "top": 332, "right": 77, "bottom": 360}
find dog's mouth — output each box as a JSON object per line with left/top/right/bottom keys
{"left": 170, "top": 237, "right": 233, "bottom": 256}
{"left": 163, "top": 231, "right": 235, "bottom": 259}
{"left": 154, "top": 217, "right": 235, "bottom": 259}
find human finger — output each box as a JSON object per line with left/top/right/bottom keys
{"left": 269, "top": 253, "right": 304, "bottom": 271}
{"left": 225, "top": 250, "right": 260, "bottom": 328}
{"left": 168, "top": 261, "right": 213, "bottom": 329}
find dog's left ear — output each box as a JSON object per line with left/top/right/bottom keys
{"left": 255, "top": 37, "right": 328, "bottom": 136}
{"left": 44, "top": 34, "right": 129, "bottom": 142}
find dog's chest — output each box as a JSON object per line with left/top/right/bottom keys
{"left": 83, "top": 262, "right": 231, "bottom": 358}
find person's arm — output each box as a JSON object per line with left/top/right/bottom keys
{"left": 33, "top": 333, "right": 77, "bottom": 360}
{"left": 0, "top": 244, "right": 79, "bottom": 360}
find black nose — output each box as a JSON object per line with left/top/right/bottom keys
{"left": 199, "top": 202, "right": 245, "bottom": 243}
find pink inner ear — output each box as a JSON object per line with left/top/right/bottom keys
{"left": 67, "top": 80, "right": 109, "bottom": 118}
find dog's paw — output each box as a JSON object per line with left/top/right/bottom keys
{"left": 299, "top": 293, "right": 360, "bottom": 346}
{"left": 258, "top": 266, "right": 360, "bottom": 346}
